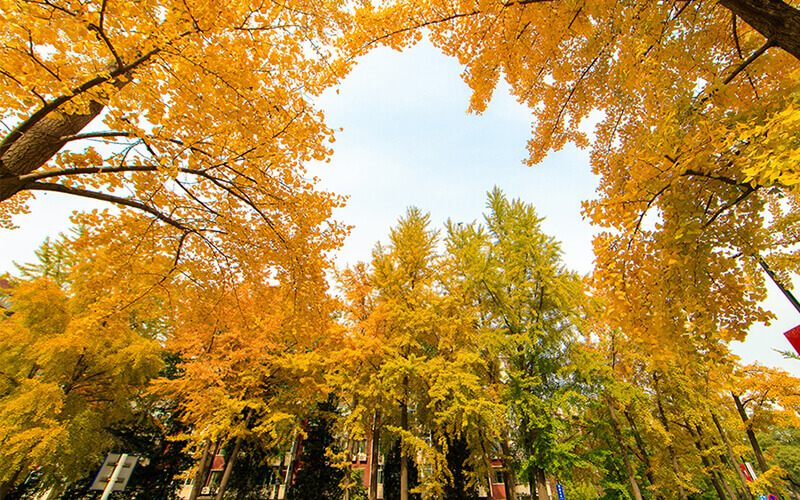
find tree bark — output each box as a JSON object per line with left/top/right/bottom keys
{"left": 654, "top": 375, "right": 687, "bottom": 500}
{"left": 0, "top": 465, "right": 25, "bottom": 500}
{"left": 732, "top": 393, "right": 769, "bottom": 474}
{"left": 717, "top": 0, "right": 800, "bottom": 62}
{"left": 711, "top": 411, "right": 753, "bottom": 500}
{"left": 688, "top": 423, "right": 729, "bottom": 500}
{"left": 189, "top": 439, "right": 214, "bottom": 500}
{"left": 534, "top": 465, "right": 549, "bottom": 500}
{"left": 499, "top": 435, "right": 519, "bottom": 500}
{"left": 624, "top": 410, "right": 660, "bottom": 495}
{"left": 369, "top": 409, "right": 382, "bottom": 500}
{"left": 606, "top": 396, "right": 643, "bottom": 500}
{"left": 342, "top": 438, "right": 355, "bottom": 500}
{"left": 214, "top": 408, "right": 254, "bottom": 500}
{"left": 401, "top": 376, "right": 409, "bottom": 500}
{"left": 697, "top": 424, "right": 741, "bottom": 500}
{"left": 0, "top": 56, "right": 148, "bottom": 203}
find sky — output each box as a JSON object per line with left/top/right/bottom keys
{"left": 2, "top": 38, "right": 799, "bottom": 375}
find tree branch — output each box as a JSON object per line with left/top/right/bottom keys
{"left": 722, "top": 39, "right": 774, "bottom": 84}
{"left": 25, "top": 181, "right": 190, "bottom": 231}
{"left": 0, "top": 48, "right": 160, "bottom": 161}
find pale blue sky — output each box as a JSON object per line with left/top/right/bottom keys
{"left": 2, "top": 38, "right": 798, "bottom": 375}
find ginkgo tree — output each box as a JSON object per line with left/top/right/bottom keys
{"left": 445, "top": 188, "right": 586, "bottom": 500}
{"left": 0, "top": 233, "right": 166, "bottom": 499}
{"left": 345, "top": 0, "right": 800, "bottom": 360}
{"left": 0, "top": 0, "right": 351, "bottom": 278}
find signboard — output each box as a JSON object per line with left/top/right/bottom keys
{"left": 89, "top": 454, "right": 139, "bottom": 492}
{"left": 784, "top": 324, "right": 800, "bottom": 355}
{"left": 556, "top": 483, "right": 566, "bottom": 500}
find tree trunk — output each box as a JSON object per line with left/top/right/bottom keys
{"left": 401, "top": 377, "right": 409, "bottom": 500}
{"left": 717, "top": 0, "right": 800, "bottom": 61}
{"left": 688, "top": 423, "right": 729, "bottom": 500}
{"left": 499, "top": 435, "right": 519, "bottom": 500}
{"left": 342, "top": 438, "right": 355, "bottom": 500}
{"left": 654, "top": 375, "right": 687, "bottom": 500}
{"left": 732, "top": 393, "right": 769, "bottom": 474}
{"left": 0, "top": 60, "right": 139, "bottom": 202}
{"left": 0, "top": 465, "right": 26, "bottom": 500}
{"left": 189, "top": 439, "right": 214, "bottom": 500}
{"left": 214, "top": 408, "right": 255, "bottom": 500}
{"left": 711, "top": 411, "right": 753, "bottom": 500}
{"left": 624, "top": 410, "right": 659, "bottom": 495}
{"left": 697, "top": 423, "right": 741, "bottom": 500}
{"left": 534, "top": 466, "right": 549, "bottom": 500}
{"left": 369, "top": 409, "right": 382, "bottom": 500}
{"left": 606, "top": 396, "right": 643, "bottom": 500}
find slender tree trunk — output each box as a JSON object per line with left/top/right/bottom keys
{"left": 732, "top": 393, "right": 769, "bottom": 474}
{"left": 711, "top": 411, "right": 753, "bottom": 500}
{"left": 369, "top": 409, "right": 382, "bottom": 500}
{"left": 688, "top": 422, "right": 728, "bottom": 500}
{"left": 624, "top": 409, "right": 660, "bottom": 495}
{"left": 400, "top": 404, "right": 409, "bottom": 500}
{"left": 499, "top": 435, "right": 519, "bottom": 500}
{"left": 342, "top": 438, "right": 355, "bottom": 500}
{"left": 190, "top": 439, "right": 214, "bottom": 500}
{"left": 606, "top": 396, "right": 643, "bottom": 500}
{"left": 534, "top": 466, "right": 549, "bottom": 500}
{"left": 654, "top": 375, "right": 687, "bottom": 500}
{"left": 401, "top": 376, "right": 409, "bottom": 500}
{"left": 697, "top": 424, "right": 741, "bottom": 500}
{"left": 0, "top": 465, "right": 26, "bottom": 500}
{"left": 215, "top": 408, "right": 255, "bottom": 500}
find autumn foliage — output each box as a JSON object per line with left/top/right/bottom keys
{"left": 3, "top": 0, "right": 800, "bottom": 498}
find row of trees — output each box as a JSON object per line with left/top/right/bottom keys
{"left": 2, "top": 0, "right": 800, "bottom": 498}
{"left": 2, "top": 190, "right": 800, "bottom": 500}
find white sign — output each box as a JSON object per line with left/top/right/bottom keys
{"left": 89, "top": 453, "right": 139, "bottom": 492}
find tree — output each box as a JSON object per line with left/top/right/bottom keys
{"left": 0, "top": 0, "right": 351, "bottom": 228}
{"left": 287, "top": 398, "right": 346, "bottom": 500}
{"left": 445, "top": 188, "right": 586, "bottom": 500}
{"left": 0, "top": 235, "right": 165, "bottom": 498}
{"left": 347, "top": 0, "right": 800, "bottom": 365}
{"left": 384, "top": 439, "right": 421, "bottom": 500}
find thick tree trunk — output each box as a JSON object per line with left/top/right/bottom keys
{"left": 606, "top": 396, "right": 643, "bottom": 500}
{"left": 717, "top": 0, "right": 800, "bottom": 61}
{"left": 499, "top": 436, "right": 519, "bottom": 500}
{"left": 369, "top": 410, "right": 381, "bottom": 500}
{"left": 0, "top": 60, "right": 139, "bottom": 202}
{"left": 732, "top": 393, "right": 770, "bottom": 474}
{"left": 189, "top": 439, "right": 214, "bottom": 500}
{"left": 711, "top": 411, "right": 753, "bottom": 500}
{"left": 214, "top": 408, "right": 254, "bottom": 500}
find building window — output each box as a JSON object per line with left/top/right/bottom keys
{"left": 492, "top": 469, "right": 504, "bottom": 485}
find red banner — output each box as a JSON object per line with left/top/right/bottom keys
{"left": 784, "top": 324, "right": 800, "bottom": 355}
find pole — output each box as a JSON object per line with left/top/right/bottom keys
{"left": 758, "top": 257, "right": 800, "bottom": 315}
{"left": 100, "top": 454, "right": 129, "bottom": 500}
